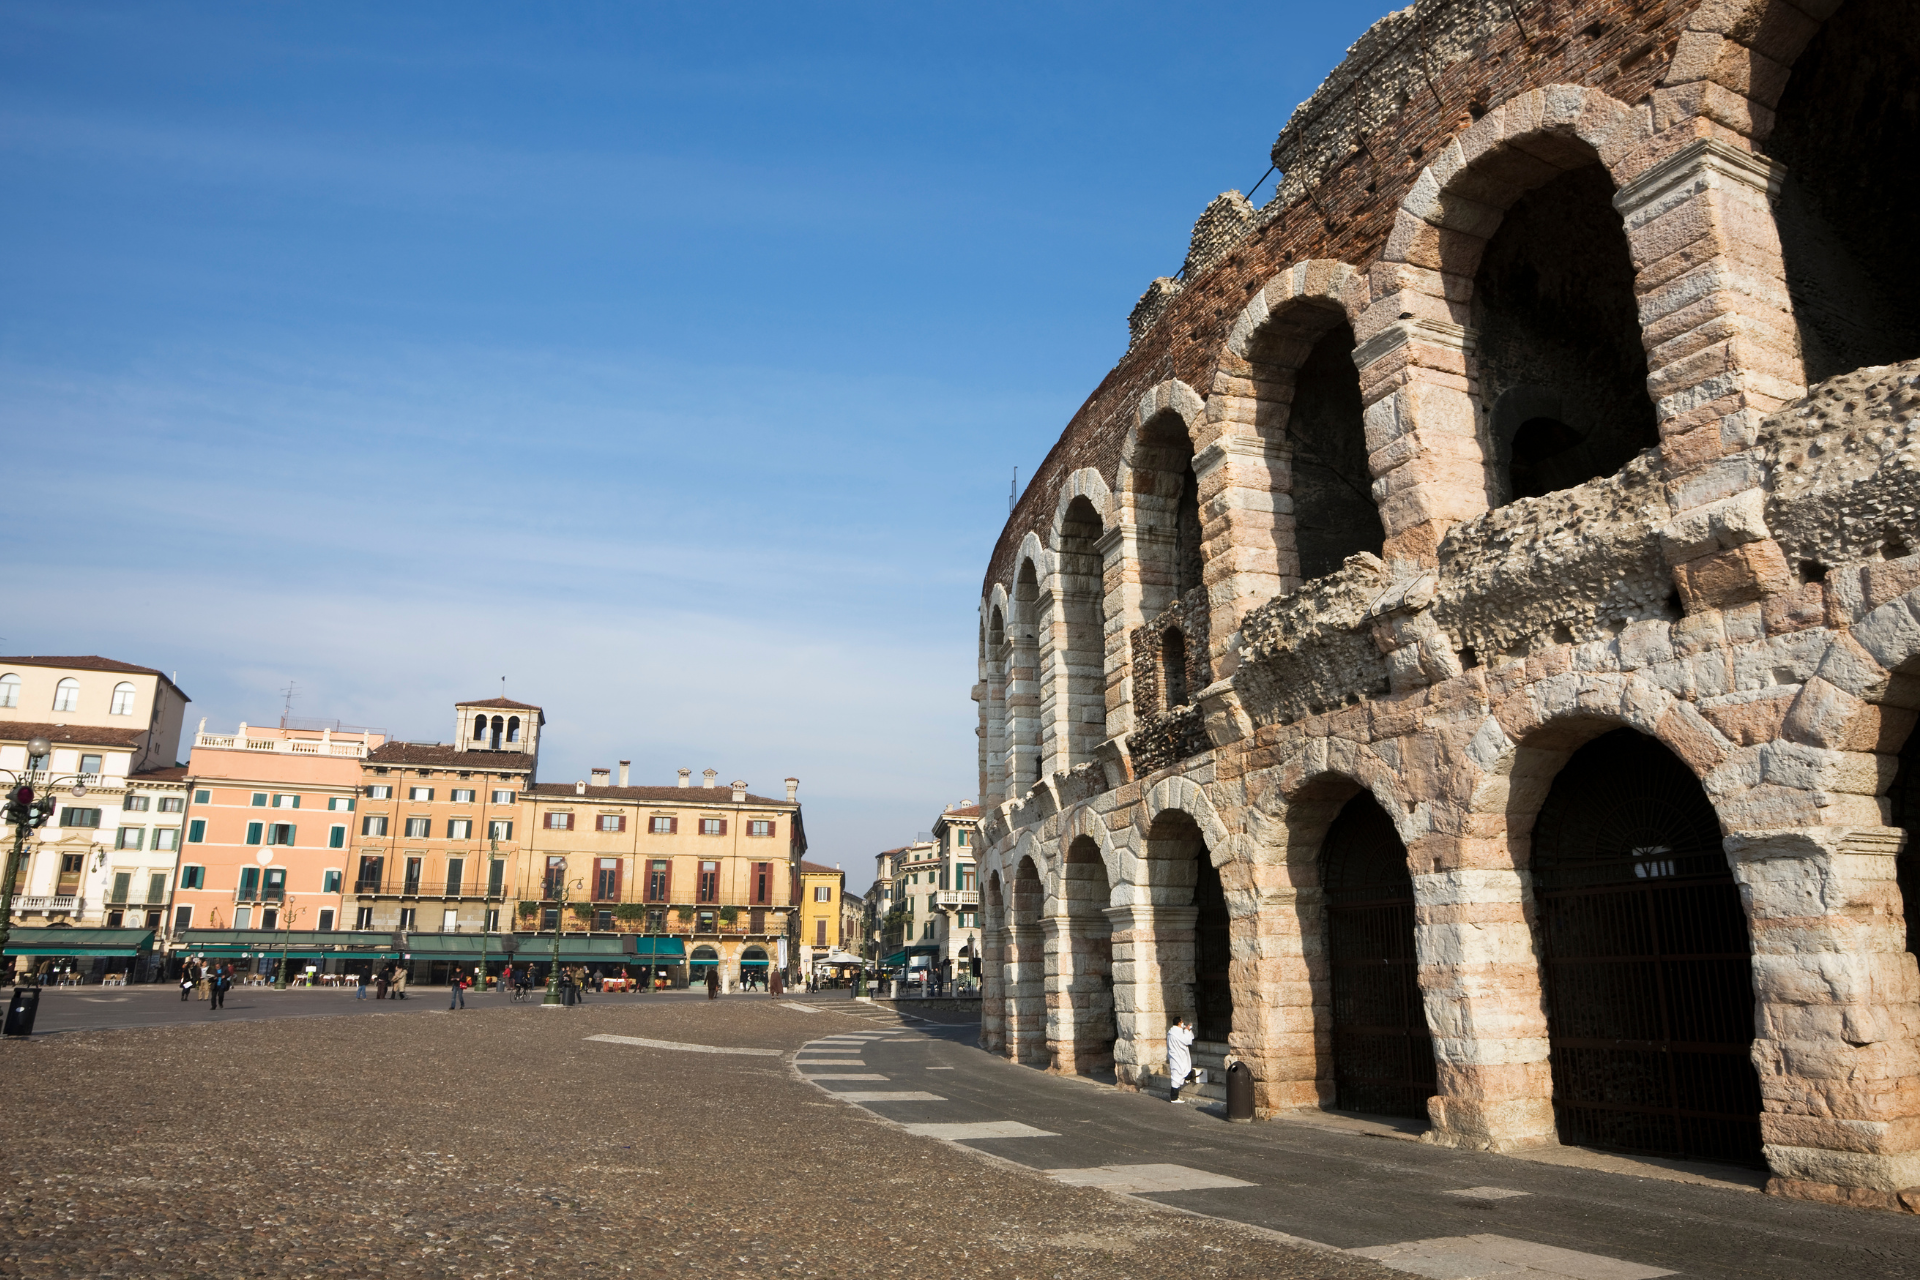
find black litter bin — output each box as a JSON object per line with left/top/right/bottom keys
{"left": 4, "top": 986, "right": 40, "bottom": 1037}
{"left": 1225, "top": 1060, "right": 1255, "bottom": 1122}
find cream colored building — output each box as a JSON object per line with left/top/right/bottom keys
{"left": 0, "top": 658, "right": 194, "bottom": 971}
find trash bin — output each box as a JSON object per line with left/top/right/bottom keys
{"left": 1225, "top": 1060, "right": 1255, "bottom": 1122}
{"left": 4, "top": 986, "right": 40, "bottom": 1037}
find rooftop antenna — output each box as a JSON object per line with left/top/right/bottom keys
{"left": 1009, "top": 467, "right": 1017, "bottom": 513}
{"left": 501, "top": 675, "right": 506, "bottom": 701}
{"left": 279, "top": 680, "right": 297, "bottom": 727}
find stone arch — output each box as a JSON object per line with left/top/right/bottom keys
{"left": 1050, "top": 468, "right": 1116, "bottom": 535}
{"left": 1760, "top": 0, "right": 1920, "bottom": 381}
{"left": 980, "top": 590, "right": 1010, "bottom": 808}
{"left": 1658, "top": 0, "right": 1843, "bottom": 114}
{"left": 1045, "top": 488, "right": 1111, "bottom": 771}
{"left": 1120, "top": 386, "right": 1209, "bottom": 738}
{"left": 1203, "top": 261, "right": 1371, "bottom": 643}
{"left": 1007, "top": 558, "right": 1043, "bottom": 796}
{"left": 1051, "top": 830, "right": 1119, "bottom": 1078}
{"left": 1142, "top": 775, "right": 1231, "bottom": 860}
{"left": 1059, "top": 803, "right": 1124, "bottom": 892}
{"left": 1004, "top": 850, "right": 1048, "bottom": 1066}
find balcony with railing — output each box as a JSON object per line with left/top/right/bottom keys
{"left": 11, "top": 895, "right": 83, "bottom": 914}
{"left": 933, "top": 889, "right": 979, "bottom": 908}
{"left": 353, "top": 879, "right": 505, "bottom": 900}
{"left": 195, "top": 723, "right": 371, "bottom": 759}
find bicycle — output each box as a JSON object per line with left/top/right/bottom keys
{"left": 510, "top": 982, "right": 532, "bottom": 1002}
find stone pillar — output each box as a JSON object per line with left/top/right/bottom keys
{"left": 1003, "top": 922, "right": 1047, "bottom": 1066}
{"left": 1614, "top": 139, "right": 1803, "bottom": 612}
{"left": 1228, "top": 878, "right": 1320, "bottom": 1117}
{"left": 1412, "top": 862, "right": 1557, "bottom": 1151}
{"left": 979, "top": 922, "right": 1007, "bottom": 1054}
{"left": 1105, "top": 903, "right": 1196, "bottom": 1089}
{"left": 1350, "top": 316, "right": 1490, "bottom": 569}
{"left": 1731, "top": 825, "right": 1920, "bottom": 1208}
{"left": 1095, "top": 524, "right": 1137, "bottom": 739}
{"left": 1044, "top": 915, "right": 1116, "bottom": 1076}
{"left": 1191, "top": 437, "right": 1290, "bottom": 660}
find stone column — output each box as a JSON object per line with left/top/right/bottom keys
{"left": 1044, "top": 915, "right": 1116, "bottom": 1076}
{"left": 1614, "top": 139, "right": 1803, "bottom": 612}
{"left": 1095, "top": 523, "right": 1137, "bottom": 740}
{"left": 1412, "top": 862, "right": 1557, "bottom": 1151}
{"left": 1191, "top": 436, "right": 1290, "bottom": 661}
{"left": 1730, "top": 824, "right": 1920, "bottom": 1208}
{"left": 1003, "top": 922, "right": 1047, "bottom": 1066}
{"left": 1350, "top": 316, "right": 1490, "bottom": 569}
{"left": 978, "top": 922, "right": 1007, "bottom": 1055}
{"left": 1228, "top": 878, "right": 1321, "bottom": 1117}
{"left": 1105, "top": 903, "right": 1196, "bottom": 1090}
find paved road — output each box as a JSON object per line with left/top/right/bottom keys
{"left": 793, "top": 1009, "right": 1920, "bottom": 1280}
{"left": 14, "top": 982, "right": 727, "bottom": 1035}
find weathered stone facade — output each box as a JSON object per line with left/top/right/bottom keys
{"left": 973, "top": 0, "right": 1920, "bottom": 1213}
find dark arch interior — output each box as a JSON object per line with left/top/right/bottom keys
{"left": 1889, "top": 729, "right": 1920, "bottom": 972}
{"left": 1473, "top": 163, "right": 1658, "bottom": 506}
{"left": 1136, "top": 411, "right": 1204, "bottom": 602}
{"left": 1289, "top": 321, "right": 1384, "bottom": 579}
{"left": 1147, "top": 810, "right": 1232, "bottom": 1043}
{"left": 1160, "top": 626, "right": 1189, "bottom": 711}
{"left": 1531, "top": 727, "right": 1761, "bottom": 1165}
{"left": 1321, "top": 792, "right": 1435, "bottom": 1119}
{"left": 1063, "top": 835, "right": 1117, "bottom": 1076}
{"left": 1765, "top": 0, "right": 1920, "bottom": 382}
{"left": 1013, "top": 560, "right": 1041, "bottom": 789}
{"left": 1057, "top": 495, "right": 1107, "bottom": 766}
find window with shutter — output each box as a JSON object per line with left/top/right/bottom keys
{"left": 647, "top": 859, "right": 670, "bottom": 902}
{"left": 697, "top": 861, "right": 719, "bottom": 903}
{"left": 752, "top": 862, "right": 771, "bottom": 905}
{"left": 595, "top": 857, "right": 620, "bottom": 901}
{"left": 245, "top": 821, "right": 263, "bottom": 846}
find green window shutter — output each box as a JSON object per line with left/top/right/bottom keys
{"left": 245, "top": 821, "right": 263, "bottom": 846}
{"left": 188, "top": 818, "right": 205, "bottom": 843}
{"left": 291, "top": 795, "right": 300, "bottom": 809}
{"left": 329, "top": 826, "right": 345, "bottom": 849}
{"left": 251, "top": 793, "right": 266, "bottom": 807}
{"left": 348, "top": 797, "right": 356, "bottom": 812}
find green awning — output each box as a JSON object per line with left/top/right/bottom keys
{"left": 633, "top": 937, "right": 685, "bottom": 959}
{"left": 738, "top": 959, "right": 769, "bottom": 967}
{"left": 402, "top": 934, "right": 510, "bottom": 959}
{"left": 882, "top": 950, "right": 907, "bottom": 967}
{"left": 176, "top": 930, "right": 394, "bottom": 955}
{"left": 509, "top": 935, "right": 633, "bottom": 963}
{"left": 5, "top": 927, "right": 155, "bottom": 957}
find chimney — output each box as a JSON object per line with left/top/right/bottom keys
{"left": 618, "top": 760, "right": 630, "bottom": 787}
{"left": 785, "top": 777, "right": 799, "bottom": 803}
{"left": 702, "top": 769, "right": 717, "bottom": 789}
{"left": 575, "top": 780, "right": 586, "bottom": 795}
{"left": 678, "top": 768, "right": 691, "bottom": 788}
{"left": 731, "top": 780, "right": 747, "bottom": 803}
{"left": 591, "top": 768, "right": 610, "bottom": 787}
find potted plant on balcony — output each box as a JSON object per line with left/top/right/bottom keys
{"left": 718, "top": 905, "right": 740, "bottom": 929}
{"left": 613, "top": 903, "right": 646, "bottom": 932}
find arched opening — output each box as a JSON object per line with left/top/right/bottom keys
{"left": 1060, "top": 835, "right": 1116, "bottom": 1077}
{"left": 1008, "top": 854, "right": 1047, "bottom": 1065}
{"left": 984, "top": 606, "right": 1008, "bottom": 805}
{"left": 1131, "top": 410, "right": 1204, "bottom": 617}
{"left": 1764, "top": 0, "right": 1920, "bottom": 381}
{"left": 507, "top": 716, "right": 520, "bottom": 744}
{"left": 110, "top": 682, "right": 136, "bottom": 716}
{"left": 739, "top": 945, "right": 768, "bottom": 988}
{"left": 1053, "top": 495, "right": 1108, "bottom": 768}
{"left": 689, "top": 945, "right": 719, "bottom": 984}
{"left": 1010, "top": 561, "right": 1042, "bottom": 792}
{"left": 53, "top": 678, "right": 78, "bottom": 713}
{"left": 489, "top": 716, "right": 503, "bottom": 750}
{"left": 1472, "top": 160, "right": 1658, "bottom": 506}
{"left": 472, "top": 718, "right": 488, "bottom": 743}
{"left": 1289, "top": 322, "right": 1383, "bottom": 579}
{"left": 1321, "top": 792, "right": 1435, "bottom": 1119}
{"left": 1159, "top": 627, "right": 1188, "bottom": 711}
{"left": 1890, "top": 724, "right": 1920, "bottom": 974}
{"left": 1145, "top": 810, "right": 1232, "bottom": 1044}
{"left": 1530, "top": 727, "right": 1761, "bottom": 1165}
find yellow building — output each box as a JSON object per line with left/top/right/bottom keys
{"left": 795, "top": 860, "right": 848, "bottom": 977}
{"left": 517, "top": 766, "right": 803, "bottom": 989}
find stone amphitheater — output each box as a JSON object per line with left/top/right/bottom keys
{"left": 970, "top": 0, "right": 1920, "bottom": 1212}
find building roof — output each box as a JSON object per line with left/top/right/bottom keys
{"left": 0, "top": 721, "right": 147, "bottom": 750}
{"left": 0, "top": 655, "right": 191, "bottom": 701}
{"left": 366, "top": 743, "right": 535, "bottom": 770}
{"left": 129, "top": 766, "right": 190, "bottom": 782}
{"left": 798, "top": 861, "right": 843, "bottom": 876}
{"left": 942, "top": 805, "right": 981, "bottom": 819}
{"left": 524, "top": 782, "right": 790, "bottom": 806}
{"left": 458, "top": 697, "right": 543, "bottom": 711}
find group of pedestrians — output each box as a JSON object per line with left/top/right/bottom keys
{"left": 352, "top": 962, "right": 410, "bottom": 1000}
{"left": 176, "top": 961, "right": 235, "bottom": 1011}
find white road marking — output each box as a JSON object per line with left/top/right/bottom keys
{"left": 1443, "top": 1187, "right": 1531, "bottom": 1200}
{"left": 900, "top": 1121, "right": 1058, "bottom": 1140}
{"left": 823, "top": 1090, "right": 945, "bottom": 1103}
{"left": 1047, "top": 1164, "right": 1256, "bottom": 1194}
{"left": 799, "top": 1073, "right": 889, "bottom": 1081}
{"left": 925, "top": 1066, "right": 955, "bottom": 1070}
{"left": 793, "top": 1057, "right": 866, "bottom": 1066}
{"left": 1348, "top": 1234, "right": 1674, "bottom": 1280}
{"left": 583, "top": 1034, "right": 782, "bottom": 1057}
{"left": 779, "top": 1002, "right": 825, "bottom": 1014}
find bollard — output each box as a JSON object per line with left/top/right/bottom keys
{"left": 1225, "top": 1060, "right": 1255, "bottom": 1122}
{"left": 4, "top": 986, "right": 40, "bottom": 1037}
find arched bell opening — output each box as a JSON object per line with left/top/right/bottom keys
{"left": 1764, "top": 0, "right": 1920, "bottom": 381}
{"left": 1530, "top": 727, "right": 1762, "bottom": 1166}
{"left": 1321, "top": 792, "right": 1436, "bottom": 1120}
{"left": 1473, "top": 161, "right": 1658, "bottom": 507}
{"left": 1059, "top": 835, "right": 1116, "bottom": 1079}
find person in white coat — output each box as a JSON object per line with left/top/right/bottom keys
{"left": 1166, "top": 1016, "right": 1197, "bottom": 1103}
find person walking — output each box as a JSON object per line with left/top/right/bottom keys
{"left": 706, "top": 966, "right": 719, "bottom": 1000}
{"left": 356, "top": 969, "right": 369, "bottom": 1000}
{"left": 179, "top": 963, "right": 196, "bottom": 1002}
{"left": 209, "top": 965, "right": 230, "bottom": 1012}
{"left": 393, "top": 965, "right": 409, "bottom": 1000}
{"left": 448, "top": 966, "right": 466, "bottom": 1010}
{"left": 1166, "top": 1016, "right": 1196, "bottom": 1104}
{"left": 500, "top": 963, "right": 512, "bottom": 996}
{"left": 375, "top": 965, "right": 389, "bottom": 1000}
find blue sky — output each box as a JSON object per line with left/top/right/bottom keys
{"left": 3, "top": 0, "right": 1386, "bottom": 886}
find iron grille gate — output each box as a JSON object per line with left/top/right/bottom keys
{"left": 1324, "top": 796, "right": 1436, "bottom": 1118}
{"left": 1533, "top": 728, "right": 1763, "bottom": 1166}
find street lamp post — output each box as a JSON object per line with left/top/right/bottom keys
{"left": 1, "top": 736, "right": 90, "bottom": 979}
{"left": 273, "top": 900, "right": 305, "bottom": 989}
{"left": 543, "top": 876, "right": 584, "bottom": 1007}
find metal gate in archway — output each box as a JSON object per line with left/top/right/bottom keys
{"left": 1324, "top": 794, "right": 1436, "bottom": 1118}
{"left": 1532, "top": 728, "right": 1762, "bottom": 1165}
